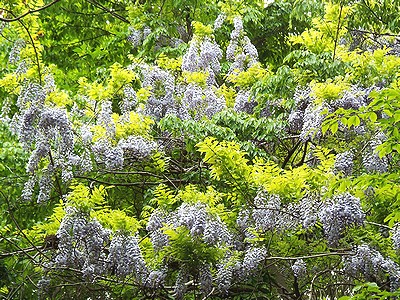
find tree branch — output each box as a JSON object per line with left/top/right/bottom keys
{"left": 0, "top": 191, "right": 49, "bottom": 262}
{"left": 346, "top": 27, "right": 400, "bottom": 38}
{"left": 74, "top": 175, "right": 184, "bottom": 187}
{"left": 0, "top": 0, "right": 62, "bottom": 22}
{"left": 360, "top": 0, "right": 386, "bottom": 25}
{"left": 332, "top": 2, "right": 343, "bottom": 61}
{"left": 266, "top": 251, "right": 352, "bottom": 261}
{"left": 0, "top": 235, "right": 38, "bottom": 261}
{"left": 296, "top": 140, "right": 308, "bottom": 167}
{"left": 0, "top": 244, "right": 49, "bottom": 259}
{"left": 5, "top": 11, "right": 43, "bottom": 84}
{"left": 282, "top": 139, "right": 302, "bottom": 169}
{"left": 85, "top": 0, "right": 129, "bottom": 23}
{"left": 49, "top": 150, "right": 64, "bottom": 200}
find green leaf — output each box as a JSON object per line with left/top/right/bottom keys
{"left": 395, "top": 111, "right": 400, "bottom": 123}
{"left": 330, "top": 121, "right": 338, "bottom": 134}
{"left": 322, "top": 118, "right": 334, "bottom": 134}
{"left": 348, "top": 115, "right": 360, "bottom": 127}
{"left": 368, "top": 112, "right": 377, "bottom": 123}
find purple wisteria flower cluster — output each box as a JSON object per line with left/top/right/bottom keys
{"left": 8, "top": 38, "right": 25, "bottom": 64}
{"left": 146, "top": 201, "right": 232, "bottom": 250}
{"left": 215, "top": 246, "right": 268, "bottom": 294}
{"left": 54, "top": 207, "right": 111, "bottom": 281}
{"left": 287, "top": 86, "right": 327, "bottom": 142}
{"left": 334, "top": 150, "right": 354, "bottom": 176}
{"left": 107, "top": 234, "right": 148, "bottom": 280}
{"left": 92, "top": 135, "right": 157, "bottom": 170}
{"left": 127, "top": 24, "right": 227, "bottom": 121}
{"left": 181, "top": 33, "right": 222, "bottom": 85}
{"left": 226, "top": 17, "right": 258, "bottom": 74}
{"left": 141, "top": 66, "right": 176, "bottom": 119}
{"left": 240, "top": 191, "right": 322, "bottom": 233}
{"left": 292, "top": 259, "right": 307, "bottom": 278}
{"left": 391, "top": 224, "right": 400, "bottom": 250}
{"left": 362, "top": 132, "right": 389, "bottom": 173}
{"left": 13, "top": 82, "right": 76, "bottom": 202}
{"left": 127, "top": 26, "right": 151, "bottom": 48}
{"left": 237, "top": 190, "right": 364, "bottom": 248}
{"left": 49, "top": 205, "right": 175, "bottom": 288}
{"left": 288, "top": 85, "right": 381, "bottom": 144}
{"left": 343, "top": 244, "right": 400, "bottom": 290}
{"left": 319, "top": 193, "right": 365, "bottom": 246}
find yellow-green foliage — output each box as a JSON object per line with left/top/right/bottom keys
{"left": 150, "top": 151, "right": 168, "bottom": 173}
{"left": 227, "top": 63, "right": 268, "bottom": 88}
{"left": 78, "top": 78, "right": 109, "bottom": 101}
{"left": 29, "top": 183, "right": 141, "bottom": 239}
{"left": 311, "top": 78, "right": 350, "bottom": 102}
{"left": 0, "top": 73, "right": 20, "bottom": 94}
{"left": 218, "top": 2, "right": 256, "bottom": 21}
{"left": 67, "top": 183, "right": 141, "bottom": 233}
{"left": 92, "top": 209, "right": 141, "bottom": 233}
{"left": 12, "top": 7, "right": 44, "bottom": 61}
{"left": 197, "top": 137, "right": 251, "bottom": 182}
{"left": 178, "top": 185, "right": 223, "bottom": 207}
{"left": 217, "top": 84, "right": 236, "bottom": 108}
{"left": 91, "top": 125, "right": 108, "bottom": 142}
{"left": 250, "top": 157, "right": 281, "bottom": 185}
{"left": 127, "top": 4, "right": 149, "bottom": 25}
{"left": 140, "top": 236, "right": 164, "bottom": 268}
{"left": 0, "top": 0, "right": 46, "bottom": 98}
{"left": 90, "top": 111, "right": 154, "bottom": 143}
{"left": 289, "top": 2, "right": 350, "bottom": 53}
{"left": 161, "top": 225, "right": 224, "bottom": 265}
{"left": 339, "top": 48, "right": 400, "bottom": 84}
{"left": 157, "top": 54, "right": 182, "bottom": 72}
{"left": 149, "top": 184, "right": 231, "bottom": 224}
{"left": 192, "top": 21, "right": 213, "bottom": 38}
{"left": 113, "top": 111, "right": 154, "bottom": 140}
{"left": 269, "top": 165, "right": 311, "bottom": 200}
{"left": 67, "top": 183, "right": 107, "bottom": 211}
{"left": 28, "top": 200, "right": 66, "bottom": 240}
{"left": 197, "top": 138, "right": 337, "bottom": 201}
{"left": 46, "top": 90, "right": 72, "bottom": 107}
{"left": 289, "top": 28, "right": 330, "bottom": 54}
{"left": 183, "top": 71, "right": 209, "bottom": 87}
{"left": 78, "top": 63, "right": 136, "bottom": 101}
{"left": 260, "top": 147, "right": 335, "bottom": 199}
{"left": 320, "top": 2, "right": 351, "bottom": 37}
{"left": 0, "top": 287, "right": 9, "bottom": 296}
{"left": 151, "top": 184, "right": 177, "bottom": 209}
{"left": 250, "top": 158, "right": 314, "bottom": 200}
{"left": 136, "top": 87, "right": 152, "bottom": 102}
{"left": 313, "top": 146, "right": 335, "bottom": 172}
{"left": 108, "top": 63, "right": 137, "bottom": 93}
